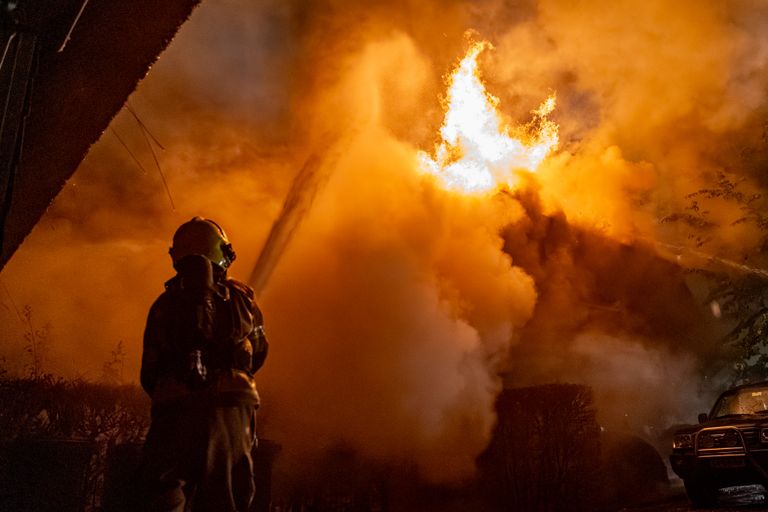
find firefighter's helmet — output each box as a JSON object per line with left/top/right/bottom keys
{"left": 169, "top": 217, "right": 236, "bottom": 270}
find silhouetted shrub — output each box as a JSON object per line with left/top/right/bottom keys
{"left": 477, "top": 383, "right": 602, "bottom": 512}
{"left": 0, "top": 374, "right": 150, "bottom": 510}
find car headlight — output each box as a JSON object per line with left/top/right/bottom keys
{"left": 673, "top": 433, "right": 693, "bottom": 449}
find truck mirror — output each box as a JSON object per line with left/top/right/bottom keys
{"left": 698, "top": 413, "right": 708, "bottom": 424}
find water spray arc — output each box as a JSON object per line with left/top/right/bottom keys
{"left": 653, "top": 240, "right": 768, "bottom": 280}
{"left": 248, "top": 132, "right": 348, "bottom": 296}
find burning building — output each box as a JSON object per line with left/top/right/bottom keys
{"left": 1, "top": 0, "right": 768, "bottom": 496}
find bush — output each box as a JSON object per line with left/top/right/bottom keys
{"left": 477, "top": 383, "right": 602, "bottom": 512}
{"left": 0, "top": 374, "right": 150, "bottom": 510}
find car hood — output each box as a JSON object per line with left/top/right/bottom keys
{"left": 675, "top": 416, "right": 768, "bottom": 434}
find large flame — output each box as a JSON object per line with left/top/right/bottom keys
{"left": 418, "top": 41, "right": 559, "bottom": 193}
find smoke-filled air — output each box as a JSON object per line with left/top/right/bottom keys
{"left": 3, "top": 0, "right": 768, "bottom": 482}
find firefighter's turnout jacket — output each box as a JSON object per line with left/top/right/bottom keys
{"left": 140, "top": 274, "right": 268, "bottom": 409}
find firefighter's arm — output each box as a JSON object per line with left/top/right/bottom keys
{"left": 229, "top": 278, "right": 268, "bottom": 373}
{"left": 140, "top": 300, "right": 163, "bottom": 393}
{"left": 250, "top": 303, "right": 269, "bottom": 373}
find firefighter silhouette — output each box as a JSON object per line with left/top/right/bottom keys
{"left": 139, "top": 217, "right": 268, "bottom": 511}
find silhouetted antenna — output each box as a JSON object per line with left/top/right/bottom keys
{"left": 126, "top": 103, "right": 166, "bottom": 150}
{"left": 125, "top": 103, "right": 175, "bottom": 210}
{"left": 109, "top": 126, "right": 148, "bottom": 175}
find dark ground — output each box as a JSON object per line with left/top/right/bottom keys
{"left": 621, "top": 482, "right": 768, "bottom": 512}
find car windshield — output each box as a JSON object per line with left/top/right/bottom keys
{"left": 711, "top": 387, "right": 768, "bottom": 417}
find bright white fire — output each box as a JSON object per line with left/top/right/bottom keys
{"left": 418, "top": 41, "right": 559, "bottom": 193}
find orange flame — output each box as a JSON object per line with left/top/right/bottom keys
{"left": 418, "top": 41, "right": 559, "bottom": 193}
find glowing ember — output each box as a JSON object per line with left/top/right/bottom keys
{"left": 418, "top": 41, "right": 559, "bottom": 193}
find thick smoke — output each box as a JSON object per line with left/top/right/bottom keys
{"left": 2, "top": 0, "right": 768, "bottom": 481}
{"left": 259, "top": 114, "right": 536, "bottom": 479}
{"left": 489, "top": 0, "right": 768, "bottom": 252}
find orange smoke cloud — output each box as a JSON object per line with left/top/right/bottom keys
{"left": 257, "top": 36, "right": 537, "bottom": 479}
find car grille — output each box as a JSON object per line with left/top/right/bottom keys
{"left": 696, "top": 427, "right": 746, "bottom": 455}
{"left": 742, "top": 428, "right": 759, "bottom": 448}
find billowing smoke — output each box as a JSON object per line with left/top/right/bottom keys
{"left": 1, "top": 0, "right": 768, "bottom": 481}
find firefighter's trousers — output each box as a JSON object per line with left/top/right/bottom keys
{"left": 138, "top": 398, "right": 257, "bottom": 512}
